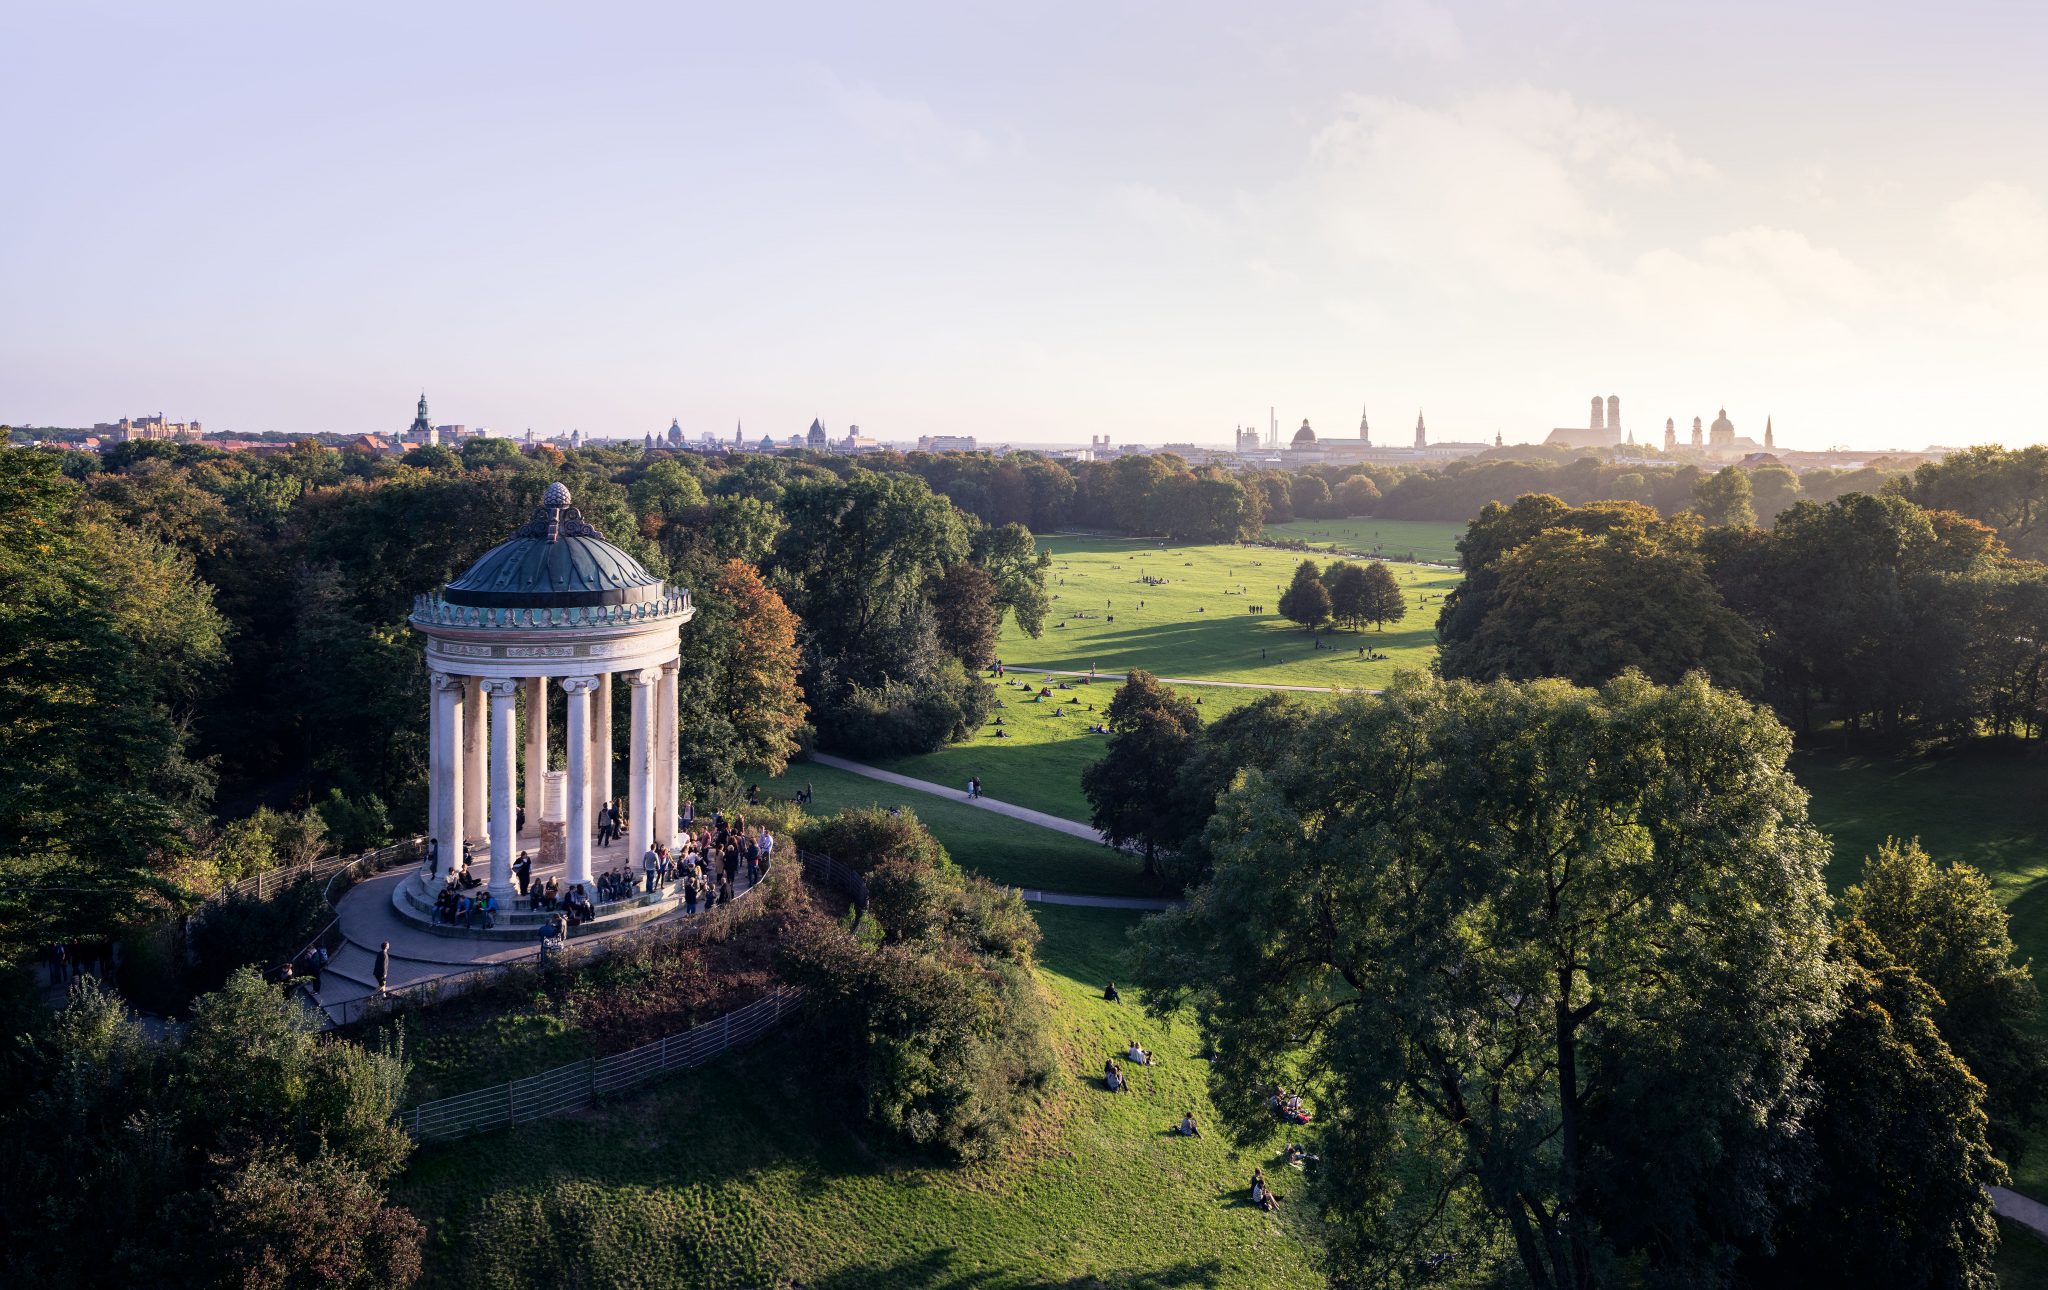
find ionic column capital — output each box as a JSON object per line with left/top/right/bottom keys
{"left": 559, "top": 675, "right": 602, "bottom": 696}
{"left": 659, "top": 656, "right": 680, "bottom": 676}
{"left": 623, "top": 667, "right": 661, "bottom": 687}
{"left": 430, "top": 670, "right": 467, "bottom": 693}
{"left": 480, "top": 678, "right": 521, "bottom": 698}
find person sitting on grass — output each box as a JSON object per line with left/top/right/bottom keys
{"left": 1250, "top": 1168, "right": 1279, "bottom": 1210}
{"left": 1177, "top": 1112, "right": 1200, "bottom": 1137}
{"left": 1104, "top": 1060, "right": 1126, "bottom": 1093}
{"left": 1127, "top": 1039, "right": 1154, "bottom": 1066}
{"left": 1104, "top": 981, "right": 1121, "bottom": 1003}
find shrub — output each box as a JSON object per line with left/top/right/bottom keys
{"left": 796, "top": 806, "right": 949, "bottom": 876}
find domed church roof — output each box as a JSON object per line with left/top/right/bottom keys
{"left": 441, "top": 484, "right": 666, "bottom": 609}
{"left": 1292, "top": 418, "right": 1317, "bottom": 445}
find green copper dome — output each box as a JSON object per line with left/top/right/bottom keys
{"left": 441, "top": 485, "right": 666, "bottom": 609}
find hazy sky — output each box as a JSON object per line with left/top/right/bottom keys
{"left": 5, "top": 1, "right": 2046, "bottom": 448}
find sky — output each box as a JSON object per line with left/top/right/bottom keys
{"left": 4, "top": 1, "right": 2046, "bottom": 450}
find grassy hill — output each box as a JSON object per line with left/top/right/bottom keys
{"left": 393, "top": 904, "right": 1327, "bottom": 1289}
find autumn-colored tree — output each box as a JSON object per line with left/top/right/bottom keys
{"left": 672, "top": 558, "right": 806, "bottom": 793}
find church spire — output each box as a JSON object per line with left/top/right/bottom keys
{"left": 1359, "top": 404, "right": 1371, "bottom": 446}
{"left": 408, "top": 391, "right": 431, "bottom": 438}
{"left": 1765, "top": 416, "right": 1775, "bottom": 449}
{"left": 1413, "top": 410, "right": 1427, "bottom": 449}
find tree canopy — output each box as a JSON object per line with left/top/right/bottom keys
{"left": 1135, "top": 671, "right": 1840, "bottom": 1288}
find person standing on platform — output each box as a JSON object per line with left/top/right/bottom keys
{"left": 375, "top": 941, "right": 390, "bottom": 995}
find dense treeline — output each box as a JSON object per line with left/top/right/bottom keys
{"left": 1438, "top": 487, "right": 2048, "bottom": 739}
{"left": 0, "top": 440, "right": 1056, "bottom": 968}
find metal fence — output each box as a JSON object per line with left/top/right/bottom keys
{"left": 388, "top": 849, "right": 868, "bottom": 1140}
{"left": 399, "top": 986, "right": 803, "bottom": 1141}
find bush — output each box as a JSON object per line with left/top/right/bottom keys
{"left": 186, "top": 877, "right": 331, "bottom": 997}
{"left": 316, "top": 788, "right": 392, "bottom": 854}
{"left": 796, "top": 806, "right": 949, "bottom": 876}
{"left": 780, "top": 811, "right": 1051, "bottom": 1160}
{"left": 813, "top": 658, "right": 993, "bottom": 757}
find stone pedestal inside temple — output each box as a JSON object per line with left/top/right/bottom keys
{"left": 538, "top": 769, "right": 568, "bottom": 870}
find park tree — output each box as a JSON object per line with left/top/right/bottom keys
{"left": 931, "top": 562, "right": 1001, "bottom": 670}
{"left": 969, "top": 520, "right": 1052, "bottom": 636}
{"left": 1253, "top": 473, "right": 1295, "bottom": 525}
{"left": 1692, "top": 465, "right": 1757, "bottom": 527}
{"left": 1714, "top": 493, "right": 1996, "bottom": 736}
{"left": 458, "top": 435, "right": 524, "bottom": 470}
{"left": 1277, "top": 559, "right": 1331, "bottom": 630}
{"left": 1750, "top": 464, "right": 1802, "bottom": 523}
{"left": 669, "top": 557, "right": 807, "bottom": 794}
{"left": 0, "top": 454, "right": 226, "bottom": 963}
{"left": 1440, "top": 510, "right": 1759, "bottom": 691}
{"left": 1081, "top": 671, "right": 1201, "bottom": 877}
{"left": 1290, "top": 472, "right": 1333, "bottom": 519}
{"left": 1322, "top": 561, "right": 1369, "bottom": 628}
{"left": 1334, "top": 473, "right": 1381, "bottom": 516}
{"left": 1166, "top": 694, "right": 1311, "bottom": 886}
{"left": 1134, "top": 672, "right": 1837, "bottom": 1289}
{"left": 1755, "top": 920, "right": 2003, "bottom": 1290}
{"left": 1900, "top": 443, "right": 2048, "bottom": 560}
{"left": 775, "top": 471, "right": 991, "bottom": 754}
{"left": 1359, "top": 560, "right": 1407, "bottom": 630}
{"left": 1840, "top": 838, "right": 2048, "bottom": 1159}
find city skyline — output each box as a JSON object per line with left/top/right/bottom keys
{"left": 5, "top": 2, "right": 2046, "bottom": 446}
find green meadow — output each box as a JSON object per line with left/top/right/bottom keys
{"left": 1259, "top": 516, "right": 1468, "bottom": 565}
{"left": 1002, "top": 535, "right": 1459, "bottom": 689}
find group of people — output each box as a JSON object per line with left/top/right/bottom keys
{"left": 528, "top": 878, "right": 595, "bottom": 924}
{"left": 432, "top": 886, "right": 499, "bottom": 929}
{"left": 1267, "top": 1086, "right": 1312, "bottom": 1125}
{"left": 42, "top": 939, "right": 114, "bottom": 988}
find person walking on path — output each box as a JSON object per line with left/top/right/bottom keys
{"left": 375, "top": 940, "right": 391, "bottom": 995}
{"left": 514, "top": 852, "right": 532, "bottom": 898}
{"left": 643, "top": 844, "right": 660, "bottom": 894}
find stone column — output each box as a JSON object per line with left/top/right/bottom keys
{"left": 430, "top": 672, "right": 466, "bottom": 887}
{"left": 483, "top": 679, "right": 520, "bottom": 904}
{"left": 462, "top": 676, "right": 488, "bottom": 850}
{"left": 592, "top": 671, "right": 614, "bottom": 824}
{"left": 523, "top": 677, "right": 548, "bottom": 839}
{"left": 625, "top": 669, "right": 658, "bottom": 869}
{"left": 657, "top": 657, "right": 680, "bottom": 846}
{"left": 561, "top": 676, "right": 600, "bottom": 894}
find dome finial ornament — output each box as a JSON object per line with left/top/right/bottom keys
{"left": 542, "top": 481, "right": 572, "bottom": 508}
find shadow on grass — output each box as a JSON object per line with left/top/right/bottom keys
{"left": 804, "top": 1249, "right": 1227, "bottom": 1289}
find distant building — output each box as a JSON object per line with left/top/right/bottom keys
{"left": 94, "top": 413, "right": 203, "bottom": 444}
{"left": 806, "top": 418, "right": 828, "bottom": 450}
{"left": 1545, "top": 393, "right": 1623, "bottom": 448}
{"left": 916, "top": 435, "right": 978, "bottom": 453}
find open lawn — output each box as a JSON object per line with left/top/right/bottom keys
{"left": 392, "top": 904, "right": 1328, "bottom": 1289}
{"left": 1006, "top": 535, "right": 1459, "bottom": 689}
{"left": 1259, "top": 517, "right": 1468, "bottom": 565}
{"left": 759, "top": 760, "right": 1157, "bottom": 898}
{"left": 872, "top": 679, "right": 1316, "bottom": 823}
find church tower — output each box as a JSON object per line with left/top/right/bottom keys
{"left": 1607, "top": 395, "right": 1620, "bottom": 442}
{"left": 409, "top": 392, "right": 431, "bottom": 439}
{"left": 1691, "top": 416, "right": 1703, "bottom": 449}
{"left": 1495, "top": 429, "right": 1503, "bottom": 447}
{"left": 643, "top": 432, "right": 655, "bottom": 455}
{"left": 1359, "top": 405, "right": 1371, "bottom": 446}
{"left": 1414, "top": 411, "right": 1427, "bottom": 449}
{"left": 1664, "top": 418, "right": 1677, "bottom": 451}
{"left": 667, "top": 418, "right": 682, "bottom": 446}
{"left": 1765, "top": 417, "right": 1775, "bottom": 449}
{"left": 1590, "top": 396, "right": 1605, "bottom": 434}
